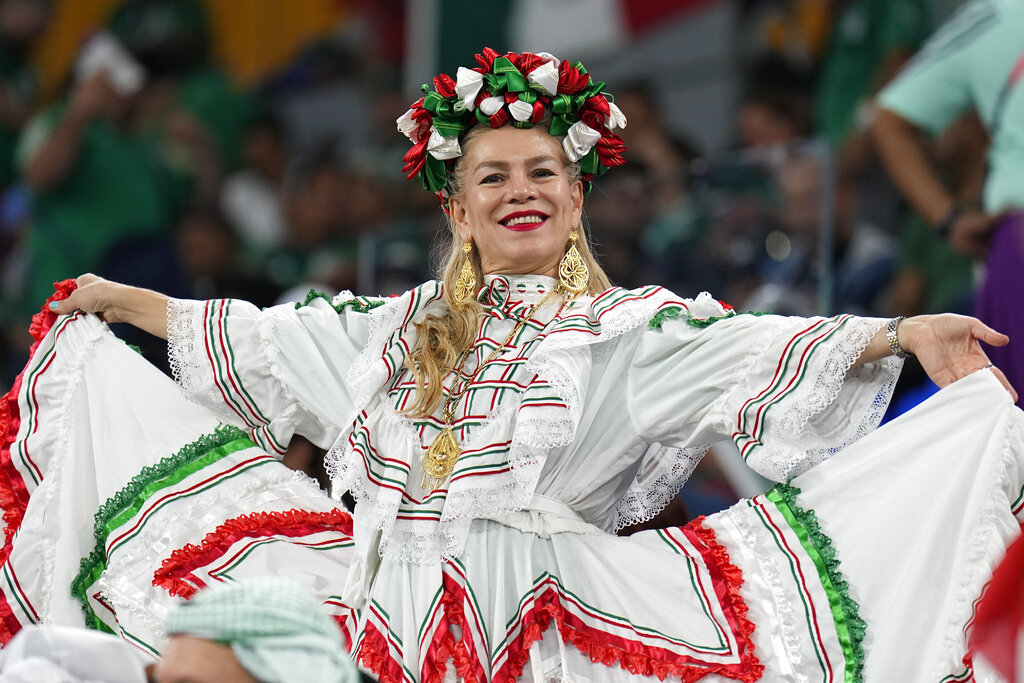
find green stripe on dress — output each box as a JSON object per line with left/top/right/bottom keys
{"left": 71, "top": 425, "right": 254, "bottom": 632}
{"left": 767, "top": 483, "right": 867, "bottom": 683}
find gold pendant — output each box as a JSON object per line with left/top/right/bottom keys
{"left": 422, "top": 427, "right": 461, "bottom": 490}
{"left": 453, "top": 243, "right": 476, "bottom": 307}
{"left": 558, "top": 240, "right": 589, "bottom": 296}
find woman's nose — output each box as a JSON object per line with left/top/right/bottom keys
{"left": 506, "top": 173, "right": 537, "bottom": 202}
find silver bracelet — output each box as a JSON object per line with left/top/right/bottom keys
{"left": 886, "top": 317, "right": 910, "bottom": 359}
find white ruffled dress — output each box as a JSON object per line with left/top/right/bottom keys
{"left": 1, "top": 274, "right": 1022, "bottom": 683}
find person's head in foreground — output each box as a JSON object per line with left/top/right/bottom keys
{"left": 154, "top": 577, "right": 360, "bottom": 683}
{"left": 398, "top": 48, "right": 628, "bottom": 417}
{"left": 0, "top": 624, "right": 149, "bottom": 683}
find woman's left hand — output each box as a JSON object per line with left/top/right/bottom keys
{"left": 899, "top": 314, "right": 1017, "bottom": 402}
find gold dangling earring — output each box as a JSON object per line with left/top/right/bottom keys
{"left": 453, "top": 240, "right": 477, "bottom": 307}
{"left": 558, "top": 227, "right": 589, "bottom": 297}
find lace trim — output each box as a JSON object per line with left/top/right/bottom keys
{"left": 769, "top": 484, "right": 867, "bottom": 682}
{"left": 0, "top": 280, "right": 79, "bottom": 552}
{"left": 718, "top": 317, "right": 898, "bottom": 482}
{"left": 13, "top": 310, "right": 105, "bottom": 640}
{"left": 93, "top": 572, "right": 167, "bottom": 646}
{"left": 295, "top": 289, "right": 387, "bottom": 314}
{"left": 607, "top": 445, "right": 707, "bottom": 533}
{"left": 166, "top": 298, "right": 230, "bottom": 419}
{"left": 71, "top": 424, "right": 251, "bottom": 632}
{"left": 938, "top": 412, "right": 1024, "bottom": 677}
{"left": 346, "top": 282, "right": 443, "bottom": 407}
{"left": 153, "top": 508, "right": 353, "bottom": 598}
{"left": 334, "top": 285, "right": 708, "bottom": 563}
{"left": 497, "top": 518, "right": 763, "bottom": 682}
{"left": 729, "top": 503, "right": 809, "bottom": 681}
{"left": 103, "top": 466, "right": 315, "bottom": 582}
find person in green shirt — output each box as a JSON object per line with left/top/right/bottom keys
{"left": 16, "top": 52, "right": 173, "bottom": 316}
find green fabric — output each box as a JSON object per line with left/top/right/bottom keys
{"left": 165, "top": 577, "right": 360, "bottom": 683}
{"left": 817, "top": 0, "right": 930, "bottom": 143}
{"left": 878, "top": 0, "right": 1024, "bottom": 212}
{"left": 176, "top": 68, "right": 255, "bottom": 172}
{"left": 767, "top": 484, "right": 867, "bottom": 683}
{"left": 897, "top": 212, "right": 973, "bottom": 313}
{"left": 16, "top": 103, "right": 172, "bottom": 314}
{"left": 0, "top": 40, "right": 37, "bottom": 187}
{"left": 72, "top": 425, "right": 252, "bottom": 632}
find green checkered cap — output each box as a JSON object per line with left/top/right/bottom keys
{"left": 165, "top": 577, "right": 359, "bottom": 683}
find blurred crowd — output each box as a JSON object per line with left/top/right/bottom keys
{"left": 0, "top": 0, "right": 985, "bottom": 392}
{"left": 0, "top": 0, "right": 1017, "bottom": 678}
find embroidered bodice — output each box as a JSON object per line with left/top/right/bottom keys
{"left": 167, "top": 277, "right": 898, "bottom": 568}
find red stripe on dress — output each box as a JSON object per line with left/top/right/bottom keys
{"left": 752, "top": 498, "right": 835, "bottom": 678}
{"left": 743, "top": 318, "right": 848, "bottom": 454}
{"left": 0, "top": 282, "right": 78, "bottom": 644}
{"left": 213, "top": 304, "right": 266, "bottom": 427}
{"left": 357, "top": 609, "right": 414, "bottom": 683}
{"left": 201, "top": 301, "right": 253, "bottom": 426}
{"left": 153, "top": 508, "right": 353, "bottom": 598}
{"left": 106, "top": 454, "right": 273, "bottom": 555}
{"left": 493, "top": 519, "right": 762, "bottom": 681}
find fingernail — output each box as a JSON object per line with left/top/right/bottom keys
{"left": 48, "top": 301, "right": 59, "bottom": 310}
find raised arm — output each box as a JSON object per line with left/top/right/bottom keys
{"left": 50, "top": 274, "right": 169, "bottom": 338}
{"left": 857, "top": 313, "right": 1016, "bottom": 402}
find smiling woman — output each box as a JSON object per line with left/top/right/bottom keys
{"left": 2, "top": 47, "right": 1023, "bottom": 683}
{"left": 449, "top": 126, "right": 584, "bottom": 278}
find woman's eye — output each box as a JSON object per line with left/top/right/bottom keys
{"left": 480, "top": 174, "right": 502, "bottom": 184}
{"left": 533, "top": 168, "right": 556, "bottom": 178}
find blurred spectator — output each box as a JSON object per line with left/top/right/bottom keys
{"left": 15, "top": 31, "right": 176, "bottom": 316}
{"left": 0, "top": 0, "right": 50, "bottom": 190}
{"left": 874, "top": 0, "right": 1024, "bottom": 398}
{"left": 0, "top": 624, "right": 149, "bottom": 682}
{"left": 738, "top": 0, "right": 833, "bottom": 69}
{"left": 220, "top": 112, "right": 289, "bottom": 260}
{"left": 887, "top": 112, "right": 984, "bottom": 318}
{"left": 109, "top": 0, "right": 253, "bottom": 172}
{"left": 598, "top": 82, "right": 702, "bottom": 289}
{"left": 736, "top": 57, "right": 814, "bottom": 149}
{"left": 174, "top": 209, "right": 279, "bottom": 307}
{"left": 263, "top": 142, "right": 356, "bottom": 294}
{"left": 156, "top": 577, "right": 361, "bottom": 683}
{"left": 816, "top": 0, "right": 930, "bottom": 155}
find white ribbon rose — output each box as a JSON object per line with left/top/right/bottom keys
{"left": 508, "top": 99, "right": 534, "bottom": 122}
{"left": 479, "top": 96, "right": 505, "bottom": 117}
{"left": 455, "top": 67, "right": 484, "bottom": 112}
{"left": 527, "top": 59, "right": 559, "bottom": 96}
{"left": 685, "top": 292, "right": 733, "bottom": 321}
{"left": 426, "top": 127, "right": 462, "bottom": 160}
{"left": 396, "top": 108, "right": 419, "bottom": 141}
{"left": 562, "top": 120, "right": 601, "bottom": 162}
{"left": 607, "top": 102, "right": 628, "bottom": 130}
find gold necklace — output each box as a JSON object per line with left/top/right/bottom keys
{"left": 421, "top": 289, "right": 562, "bottom": 490}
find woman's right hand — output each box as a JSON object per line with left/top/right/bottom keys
{"left": 50, "top": 274, "right": 170, "bottom": 339}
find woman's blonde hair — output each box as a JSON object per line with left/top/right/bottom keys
{"left": 402, "top": 125, "right": 612, "bottom": 418}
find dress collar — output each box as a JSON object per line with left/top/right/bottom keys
{"left": 479, "top": 274, "right": 557, "bottom": 308}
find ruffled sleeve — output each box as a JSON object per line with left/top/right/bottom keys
{"left": 166, "top": 292, "right": 383, "bottom": 454}
{"left": 628, "top": 302, "right": 901, "bottom": 483}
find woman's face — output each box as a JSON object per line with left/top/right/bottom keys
{"left": 450, "top": 126, "right": 584, "bottom": 277}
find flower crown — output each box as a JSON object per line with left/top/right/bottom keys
{"left": 397, "top": 48, "right": 627, "bottom": 199}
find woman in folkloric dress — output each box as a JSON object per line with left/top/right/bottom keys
{"left": 3, "top": 48, "right": 1023, "bottom": 682}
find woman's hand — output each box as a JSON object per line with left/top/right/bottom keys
{"left": 50, "top": 274, "right": 170, "bottom": 339}
{"left": 899, "top": 314, "right": 1017, "bottom": 402}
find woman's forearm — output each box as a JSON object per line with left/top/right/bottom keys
{"left": 51, "top": 276, "right": 170, "bottom": 339}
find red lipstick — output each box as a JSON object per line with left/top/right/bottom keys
{"left": 500, "top": 211, "right": 548, "bottom": 232}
